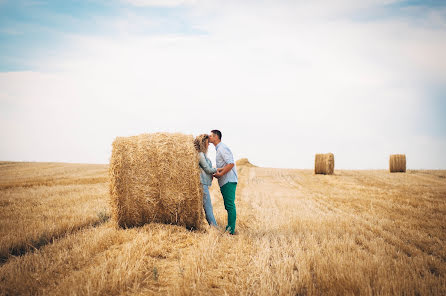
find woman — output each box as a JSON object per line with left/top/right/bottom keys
{"left": 194, "top": 134, "right": 218, "bottom": 227}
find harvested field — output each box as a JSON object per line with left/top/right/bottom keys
{"left": 0, "top": 162, "right": 109, "bottom": 263}
{"left": 0, "top": 161, "right": 445, "bottom": 295}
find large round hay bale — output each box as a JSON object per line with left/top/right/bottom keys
{"left": 109, "top": 133, "right": 203, "bottom": 229}
{"left": 389, "top": 154, "right": 406, "bottom": 173}
{"left": 314, "top": 153, "right": 335, "bottom": 175}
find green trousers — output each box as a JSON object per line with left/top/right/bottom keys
{"left": 220, "top": 182, "right": 237, "bottom": 234}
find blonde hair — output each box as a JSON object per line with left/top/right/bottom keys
{"left": 194, "top": 134, "right": 209, "bottom": 154}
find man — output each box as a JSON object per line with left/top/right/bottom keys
{"left": 209, "top": 129, "right": 238, "bottom": 235}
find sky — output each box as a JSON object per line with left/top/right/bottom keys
{"left": 0, "top": 0, "right": 445, "bottom": 169}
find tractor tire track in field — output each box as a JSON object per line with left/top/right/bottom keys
{"left": 280, "top": 169, "right": 446, "bottom": 262}
{"left": 282, "top": 169, "right": 446, "bottom": 269}
{"left": 244, "top": 167, "right": 445, "bottom": 294}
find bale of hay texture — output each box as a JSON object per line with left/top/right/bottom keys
{"left": 389, "top": 154, "right": 406, "bottom": 173}
{"left": 236, "top": 158, "right": 255, "bottom": 167}
{"left": 314, "top": 153, "right": 335, "bottom": 175}
{"left": 109, "top": 133, "right": 203, "bottom": 229}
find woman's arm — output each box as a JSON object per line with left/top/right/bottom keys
{"left": 199, "top": 153, "right": 217, "bottom": 174}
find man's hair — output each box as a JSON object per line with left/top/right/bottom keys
{"left": 211, "top": 130, "right": 222, "bottom": 140}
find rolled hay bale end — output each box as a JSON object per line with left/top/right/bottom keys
{"left": 389, "top": 154, "right": 406, "bottom": 173}
{"left": 109, "top": 133, "right": 203, "bottom": 229}
{"left": 314, "top": 153, "right": 335, "bottom": 175}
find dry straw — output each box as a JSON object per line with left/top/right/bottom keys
{"left": 236, "top": 158, "right": 255, "bottom": 167}
{"left": 109, "top": 133, "right": 203, "bottom": 229}
{"left": 314, "top": 153, "right": 335, "bottom": 175}
{"left": 389, "top": 154, "right": 406, "bottom": 173}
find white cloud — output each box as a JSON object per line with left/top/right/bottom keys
{"left": 1, "top": 1, "right": 445, "bottom": 168}
{"left": 0, "top": 27, "right": 24, "bottom": 35}
{"left": 124, "top": 0, "right": 197, "bottom": 7}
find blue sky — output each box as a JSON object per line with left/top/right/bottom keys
{"left": 2, "top": 0, "right": 444, "bottom": 69}
{"left": 0, "top": 0, "right": 202, "bottom": 70}
{"left": 0, "top": 0, "right": 445, "bottom": 168}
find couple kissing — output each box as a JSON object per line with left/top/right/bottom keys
{"left": 194, "top": 130, "right": 238, "bottom": 235}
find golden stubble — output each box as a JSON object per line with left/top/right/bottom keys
{"left": 0, "top": 162, "right": 445, "bottom": 295}
{"left": 0, "top": 162, "right": 109, "bottom": 262}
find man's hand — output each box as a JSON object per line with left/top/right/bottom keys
{"left": 213, "top": 164, "right": 234, "bottom": 179}
{"left": 212, "top": 168, "right": 224, "bottom": 178}
{"left": 213, "top": 171, "right": 223, "bottom": 178}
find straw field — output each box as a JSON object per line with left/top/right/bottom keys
{"left": 0, "top": 161, "right": 445, "bottom": 295}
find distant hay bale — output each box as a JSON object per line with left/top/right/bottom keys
{"left": 314, "top": 153, "right": 335, "bottom": 175}
{"left": 109, "top": 133, "right": 203, "bottom": 229}
{"left": 236, "top": 158, "right": 255, "bottom": 167}
{"left": 389, "top": 154, "right": 406, "bottom": 173}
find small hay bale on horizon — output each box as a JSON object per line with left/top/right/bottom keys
{"left": 109, "top": 132, "right": 203, "bottom": 229}
{"left": 314, "top": 153, "right": 335, "bottom": 175}
{"left": 389, "top": 154, "right": 406, "bottom": 173}
{"left": 236, "top": 158, "right": 256, "bottom": 167}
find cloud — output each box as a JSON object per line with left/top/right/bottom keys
{"left": 1, "top": 0, "right": 445, "bottom": 168}
{"left": 124, "top": 0, "right": 197, "bottom": 7}
{"left": 0, "top": 27, "right": 23, "bottom": 35}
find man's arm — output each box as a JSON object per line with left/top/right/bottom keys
{"left": 214, "top": 146, "right": 235, "bottom": 178}
{"left": 214, "top": 163, "right": 234, "bottom": 178}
